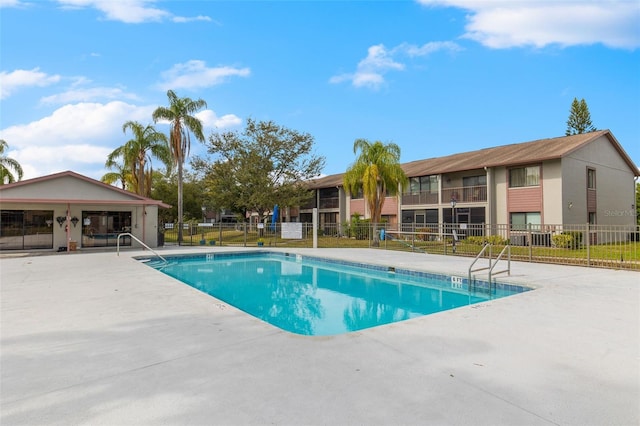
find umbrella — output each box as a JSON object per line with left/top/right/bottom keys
{"left": 271, "top": 204, "right": 279, "bottom": 231}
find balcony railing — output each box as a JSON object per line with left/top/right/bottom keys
{"left": 401, "top": 185, "right": 487, "bottom": 205}
{"left": 401, "top": 191, "right": 439, "bottom": 205}
{"left": 442, "top": 185, "right": 487, "bottom": 203}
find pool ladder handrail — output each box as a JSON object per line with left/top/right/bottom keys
{"left": 117, "top": 232, "right": 167, "bottom": 263}
{"left": 468, "top": 243, "right": 511, "bottom": 289}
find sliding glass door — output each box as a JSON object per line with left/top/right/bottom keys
{"left": 0, "top": 210, "right": 54, "bottom": 250}
{"left": 82, "top": 211, "right": 132, "bottom": 247}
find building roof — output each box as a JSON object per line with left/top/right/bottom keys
{"left": 402, "top": 129, "right": 638, "bottom": 176}
{"left": 0, "top": 170, "right": 172, "bottom": 208}
{"left": 306, "top": 173, "right": 345, "bottom": 189}
{"left": 307, "top": 130, "right": 639, "bottom": 189}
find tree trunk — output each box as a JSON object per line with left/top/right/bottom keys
{"left": 137, "top": 156, "right": 145, "bottom": 196}
{"left": 177, "top": 161, "right": 183, "bottom": 244}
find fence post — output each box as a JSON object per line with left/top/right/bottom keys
{"left": 243, "top": 222, "right": 247, "bottom": 247}
{"left": 444, "top": 222, "right": 447, "bottom": 255}
{"left": 219, "top": 222, "right": 223, "bottom": 246}
{"left": 411, "top": 232, "right": 416, "bottom": 252}
{"left": 586, "top": 222, "right": 590, "bottom": 267}
{"left": 527, "top": 223, "right": 532, "bottom": 262}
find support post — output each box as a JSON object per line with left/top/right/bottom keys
{"left": 312, "top": 208, "right": 318, "bottom": 249}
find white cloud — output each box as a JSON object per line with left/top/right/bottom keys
{"left": 40, "top": 86, "right": 140, "bottom": 104}
{"left": 401, "top": 41, "right": 463, "bottom": 57}
{"left": 195, "top": 110, "right": 242, "bottom": 130}
{"left": 417, "top": 0, "right": 640, "bottom": 49}
{"left": 0, "top": 0, "right": 27, "bottom": 7}
{"left": 172, "top": 15, "right": 212, "bottom": 23}
{"left": 330, "top": 41, "right": 461, "bottom": 89}
{"left": 57, "top": 0, "right": 169, "bottom": 23}
{"left": 55, "top": 0, "right": 213, "bottom": 24}
{"left": 14, "top": 144, "right": 113, "bottom": 180}
{"left": 0, "top": 101, "right": 156, "bottom": 179}
{"left": 0, "top": 68, "right": 61, "bottom": 99}
{"left": 329, "top": 44, "right": 403, "bottom": 90}
{"left": 157, "top": 60, "right": 250, "bottom": 91}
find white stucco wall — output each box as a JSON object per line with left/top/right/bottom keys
{"left": 1, "top": 175, "right": 137, "bottom": 201}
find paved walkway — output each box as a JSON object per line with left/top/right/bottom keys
{"left": 1, "top": 247, "right": 638, "bottom": 425}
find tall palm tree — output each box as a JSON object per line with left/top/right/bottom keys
{"left": 152, "top": 90, "right": 207, "bottom": 243}
{"left": 343, "top": 139, "right": 407, "bottom": 246}
{"left": 105, "top": 121, "right": 171, "bottom": 196}
{"left": 0, "top": 139, "right": 24, "bottom": 184}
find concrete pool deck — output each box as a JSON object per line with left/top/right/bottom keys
{"left": 1, "top": 247, "right": 638, "bottom": 425}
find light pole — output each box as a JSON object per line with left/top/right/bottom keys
{"left": 201, "top": 205, "right": 206, "bottom": 223}
{"left": 450, "top": 197, "right": 457, "bottom": 253}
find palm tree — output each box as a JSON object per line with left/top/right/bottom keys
{"left": 343, "top": 139, "right": 407, "bottom": 246}
{"left": 105, "top": 121, "right": 171, "bottom": 196}
{"left": 152, "top": 90, "right": 207, "bottom": 243}
{"left": 0, "top": 139, "right": 24, "bottom": 184}
{"left": 101, "top": 159, "right": 133, "bottom": 190}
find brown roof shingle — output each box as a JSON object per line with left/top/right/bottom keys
{"left": 309, "top": 130, "right": 638, "bottom": 189}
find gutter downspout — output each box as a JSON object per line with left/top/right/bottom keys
{"left": 142, "top": 205, "right": 146, "bottom": 247}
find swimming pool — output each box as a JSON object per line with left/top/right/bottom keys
{"left": 142, "top": 251, "right": 530, "bottom": 336}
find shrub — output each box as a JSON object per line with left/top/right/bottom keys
{"left": 467, "top": 235, "right": 508, "bottom": 245}
{"left": 552, "top": 233, "right": 573, "bottom": 248}
{"left": 553, "top": 232, "right": 582, "bottom": 249}
{"left": 564, "top": 231, "right": 583, "bottom": 249}
{"left": 350, "top": 214, "right": 371, "bottom": 240}
{"left": 341, "top": 221, "right": 352, "bottom": 237}
{"left": 467, "top": 236, "right": 484, "bottom": 245}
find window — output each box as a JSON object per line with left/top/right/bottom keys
{"left": 319, "top": 187, "right": 339, "bottom": 208}
{"left": 462, "top": 175, "right": 486, "bottom": 187}
{"left": 319, "top": 187, "right": 338, "bottom": 198}
{"left": 587, "top": 168, "right": 596, "bottom": 189}
{"left": 510, "top": 212, "right": 541, "bottom": 230}
{"left": 0, "top": 209, "right": 54, "bottom": 250}
{"left": 406, "top": 175, "right": 437, "bottom": 194}
{"left": 588, "top": 212, "right": 596, "bottom": 225}
{"left": 509, "top": 166, "right": 540, "bottom": 187}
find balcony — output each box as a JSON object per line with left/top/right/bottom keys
{"left": 401, "top": 191, "right": 439, "bottom": 205}
{"left": 300, "top": 199, "right": 317, "bottom": 209}
{"left": 319, "top": 197, "right": 339, "bottom": 209}
{"left": 401, "top": 185, "right": 487, "bottom": 205}
{"left": 442, "top": 185, "right": 487, "bottom": 203}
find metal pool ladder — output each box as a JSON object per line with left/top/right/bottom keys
{"left": 117, "top": 232, "right": 167, "bottom": 263}
{"left": 468, "top": 243, "right": 511, "bottom": 289}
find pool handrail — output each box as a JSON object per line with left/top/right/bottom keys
{"left": 468, "top": 243, "right": 492, "bottom": 289}
{"left": 468, "top": 243, "right": 511, "bottom": 288}
{"left": 116, "top": 232, "right": 167, "bottom": 263}
{"left": 488, "top": 244, "right": 511, "bottom": 284}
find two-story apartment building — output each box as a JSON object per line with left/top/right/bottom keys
{"left": 302, "top": 130, "right": 639, "bottom": 232}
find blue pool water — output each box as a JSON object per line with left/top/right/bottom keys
{"left": 143, "top": 252, "right": 529, "bottom": 336}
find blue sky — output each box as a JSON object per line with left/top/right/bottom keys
{"left": 1, "top": 0, "right": 639, "bottom": 181}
